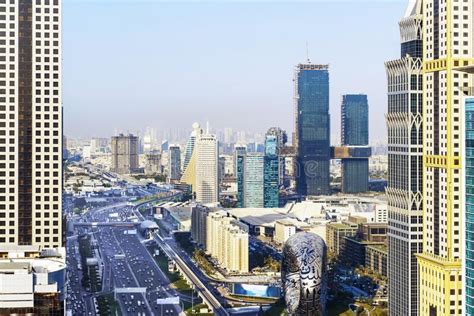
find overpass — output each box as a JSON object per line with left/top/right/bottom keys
{"left": 153, "top": 232, "right": 229, "bottom": 316}
{"left": 73, "top": 222, "right": 140, "bottom": 228}
{"left": 132, "top": 203, "right": 228, "bottom": 316}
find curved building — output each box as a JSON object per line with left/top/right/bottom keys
{"left": 281, "top": 232, "right": 327, "bottom": 315}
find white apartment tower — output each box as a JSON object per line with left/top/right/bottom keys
{"left": 416, "top": 0, "right": 473, "bottom": 315}
{"left": 0, "top": 0, "right": 62, "bottom": 249}
{"left": 385, "top": 1, "right": 423, "bottom": 314}
{"left": 195, "top": 133, "right": 218, "bottom": 204}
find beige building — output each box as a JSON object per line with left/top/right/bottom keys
{"left": 325, "top": 221, "right": 358, "bottom": 255}
{"left": 195, "top": 134, "right": 219, "bottom": 204}
{"left": 415, "top": 1, "right": 473, "bottom": 315}
{"left": 110, "top": 134, "right": 140, "bottom": 174}
{"left": 274, "top": 220, "right": 297, "bottom": 245}
{"left": 205, "top": 210, "right": 249, "bottom": 273}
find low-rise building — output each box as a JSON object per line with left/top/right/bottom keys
{"left": 365, "top": 245, "right": 387, "bottom": 277}
{"left": 274, "top": 220, "right": 297, "bottom": 245}
{"left": 0, "top": 246, "right": 66, "bottom": 315}
{"left": 326, "top": 221, "right": 358, "bottom": 255}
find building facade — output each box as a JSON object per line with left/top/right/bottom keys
{"left": 195, "top": 134, "right": 219, "bottom": 204}
{"left": 205, "top": 211, "right": 248, "bottom": 273}
{"left": 341, "top": 94, "right": 369, "bottom": 193}
{"left": 168, "top": 145, "right": 181, "bottom": 182}
{"left": 0, "top": 1, "right": 65, "bottom": 312}
{"left": 295, "top": 64, "right": 331, "bottom": 196}
{"left": 110, "top": 134, "right": 140, "bottom": 174}
{"left": 385, "top": 1, "right": 424, "bottom": 314}
{"left": 416, "top": 1, "right": 473, "bottom": 315}
{"left": 264, "top": 134, "right": 279, "bottom": 207}
{"left": 325, "top": 222, "right": 358, "bottom": 255}
{"left": 465, "top": 97, "right": 474, "bottom": 314}
{"left": 243, "top": 153, "right": 264, "bottom": 208}
{"left": 236, "top": 149, "right": 246, "bottom": 208}
{"left": 144, "top": 151, "right": 161, "bottom": 175}
{"left": 0, "top": 0, "right": 63, "bottom": 250}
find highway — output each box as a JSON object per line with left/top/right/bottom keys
{"left": 67, "top": 189, "right": 185, "bottom": 316}
{"left": 133, "top": 205, "right": 230, "bottom": 316}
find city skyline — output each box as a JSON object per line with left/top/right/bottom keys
{"left": 63, "top": 0, "right": 406, "bottom": 143}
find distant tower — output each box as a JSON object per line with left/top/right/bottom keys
{"left": 110, "top": 134, "right": 140, "bottom": 174}
{"left": 264, "top": 134, "right": 279, "bottom": 207}
{"left": 243, "top": 153, "right": 264, "bottom": 208}
{"left": 341, "top": 94, "right": 369, "bottom": 193}
{"left": 183, "top": 122, "right": 202, "bottom": 173}
{"left": 295, "top": 64, "right": 331, "bottom": 196}
{"left": 195, "top": 133, "right": 219, "bottom": 204}
{"left": 234, "top": 145, "right": 247, "bottom": 208}
{"left": 168, "top": 145, "right": 181, "bottom": 181}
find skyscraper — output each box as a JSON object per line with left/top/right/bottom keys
{"left": 464, "top": 96, "right": 474, "bottom": 314}
{"left": 416, "top": 1, "right": 473, "bottom": 315}
{"left": 0, "top": 0, "right": 62, "bottom": 249}
{"left": 295, "top": 64, "right": 330, "bottom": 196}
{"left": 0, "top": 1, "right": 66, "bottom": 313}
{"left": 243, "top": 153, "right": 264, "bottom": 208}
{"left": 110, "top": 134, "right": 140, "bottom": 174}
{"left": 341, "top": 94, "right": 369, "bottom": 193}
{"left": 183, "top": 123, "right": 202, "bottom": 173}
{"left": 195, "top": 133, "right": 219, "bottom": 204}
{"left": 168, "top": 145, "right": 181, "bottom": 182}
{"left": 385, "top": 1, "right": 423, "bottom": 314}
{"left": 235, "top": 145, "right": 246, "bottom": 208}
{"left": 264, "top": 134, "right": 279, "bottom": 207}
{"left": 266, "top": 127, "right": 288, "bottom": 186}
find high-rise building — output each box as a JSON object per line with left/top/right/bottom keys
{"left": 168, "top": 145, "right": 181, "bottom": 181}
{"left": 110, "top": 134, "right": 140, "bottom": 174}
{"left": 195, "top": 133, "right": 219, "bottom": 204}
{"left": 341, "top": 94, "right": 369, "bottom": 193}
{"left": 264, "top": 134, "right": 279, "bottom": 208}
{"left": 234, "top": 145, "right": 247, "bottom": 208}
{"left": 266, "top": 127, "right": 288, "bottom": 186}
{"left": 415, "top": 1, "right": 473, "bottom": 315}
{"left": 243, "top": 153, "right": 264, "bottom": 208}
{"left": 295, "top": 64, "right": 331, "bottom": 196}
{"left": 464, "top": 96, "right": 474, "bottom": 314}
{"left": 0, "top": 0, "right": 62, "bottom": 250}
{"left": 385, "top": 2, "right": 423, "bottom": 314}
{"left": 0, "top": 1, "right": 66, "bottom": 313}
{"left": 183, "top": 123, "right": 202, "bottom": 173}
{"left": 243, "top": 153, "right": 265, "bottom": 208}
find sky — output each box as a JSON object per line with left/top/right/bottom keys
{"left": 64, "top": 0, "right": 407, "bottom": 144}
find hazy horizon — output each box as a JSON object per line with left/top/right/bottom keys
{"left": 64, "top": 0, "right": 407, "bottom": 143}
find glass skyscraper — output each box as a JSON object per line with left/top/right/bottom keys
{"left": 243, "top": 153, "right": 264, "bottom": 208}
{"left": 341, "top": 94, "right": 369, "bottom": 193}
{"left": 264, "top": 135, "right": 279, "bottom": 208}
{"left": 295, "top": 64, "right": 330, "bottom": 196}
{"left": 465, "top": 97, "right": 474, "bottom": 314}
{"left": 235, "top": 145, "right": 247, "bottom": 208}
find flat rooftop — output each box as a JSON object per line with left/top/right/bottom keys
{"left": 227, "top": 208, "right": 295, "bottom": 227}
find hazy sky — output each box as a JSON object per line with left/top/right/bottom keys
{"left": 64, "top": 0, "right": 407, "bottom": 143}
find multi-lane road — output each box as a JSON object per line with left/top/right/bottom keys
{"left": 67, "top": 190, "right": 186, "bottom": 315}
